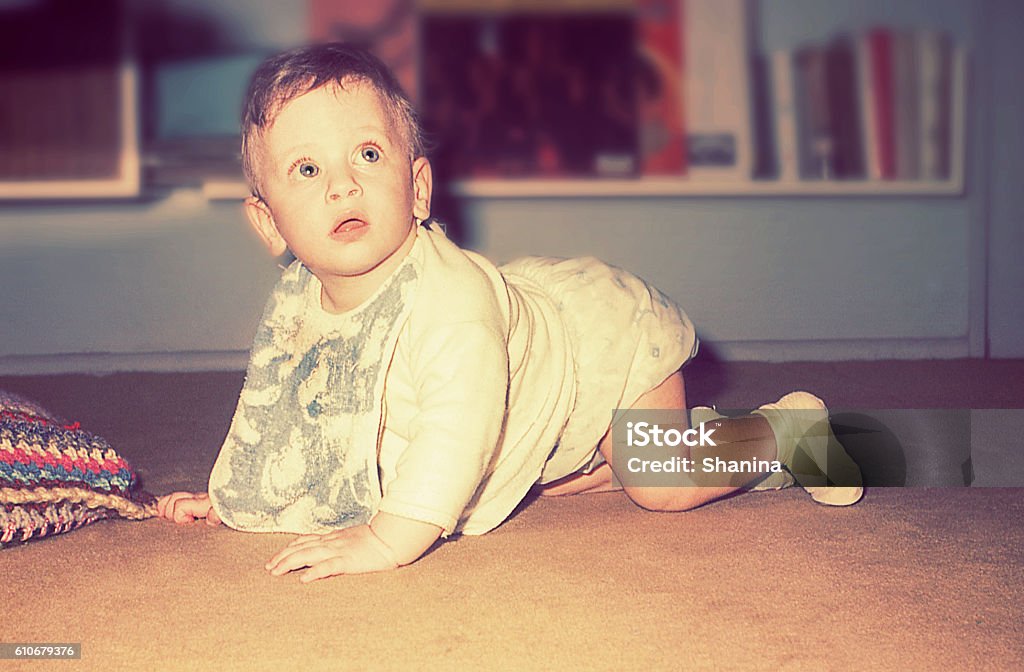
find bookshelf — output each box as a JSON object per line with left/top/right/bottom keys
{"left": 201, "top": 3, "right": 968, "bottom": 203}
{"left": 0, "top": 1, "right": 970, "bottom": 203}
{"left": 201, "top": 175, "right": 963, "bottom": 201}
{"left": 447, "top": 177, "right": 964, "bottom": 199}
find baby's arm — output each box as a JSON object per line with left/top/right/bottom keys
{"left": 268, "top": 321, "right": 509, "bottom": 580}
{"left": 156, "top": 491, "right": 222, "bottom": 526}
{"left": 377, "top": 321, "right": 509, "bottom": 535}
{"left": 265, "top": 511, "right": 442, "bottom": 581}
{"left": 158, "top": 491, "right": 437, "bottom": 579}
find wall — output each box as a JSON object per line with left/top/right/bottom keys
{"left": 0, "top": 195, "right": 279, "bottom": 372}
{"left": 470, "top": 197, "right": 972, "bottom": 361}
{"left": 983, "top": 0, "right": 1024, "bottom": 357}
{"left": 0, "top": 0, "right": 1019, "bottom": 373}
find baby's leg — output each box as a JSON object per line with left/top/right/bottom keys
{"left": 599, "top": 370, "right": 780, "bottom": 511}
{"left": 541, "top": 371, "right": 863, "bottom": 508}
{"left": 539, "top": 370, "right": 779, "bottom": 508}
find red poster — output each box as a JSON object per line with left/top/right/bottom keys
{"left": 308, "top": 0, "right": 419, "bottom": 101}
{"left": 636, "top": 0, "right": 687, "bottom": 175}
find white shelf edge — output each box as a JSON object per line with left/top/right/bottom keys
{"left": 202, "top": 180, "right": 252, "bottom": 201}
{"left": 449, "top": 178, "right": 965, "bottom": 198}
{"left": 200, "top": 177, "right": 964, "bottom": 201}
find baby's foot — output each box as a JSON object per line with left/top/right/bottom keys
{"left": 690, "top": 406, "right": 795, "bottom": 491}
{"left": 752, "top": 392, "right": 863, "bottom": 506}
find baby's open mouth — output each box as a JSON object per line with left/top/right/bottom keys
{"left": 333, "top": 218, "right": 368, "bottom": 234}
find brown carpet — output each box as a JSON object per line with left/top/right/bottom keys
{"left": 2, "top": 361, "right": 1023, "bottom": 671}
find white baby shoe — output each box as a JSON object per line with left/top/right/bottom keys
{"left": 752, "top": 392, "right": 864, "bottom": 506}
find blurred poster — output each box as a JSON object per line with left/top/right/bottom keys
{"left": 636, "top": 0, "right": 686, "bottom": 175}
{"left": 309, "top": 0, "right": 420, "bottom": 101}
{"left": 420, "top": 13, "right": 637, "bottom": 178}
{"left": 0, "top": 0, "right": 139, "bottom": 198}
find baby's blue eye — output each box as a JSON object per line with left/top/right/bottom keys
{"left": 298, "top": 162, "right": 318, "bottom": 178}
{"left": 360, "top": 146, "right": 380, "bottom": 163}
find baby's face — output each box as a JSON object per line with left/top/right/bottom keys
{"left": 248, "top": 82, "right": 430, "bottom": 298}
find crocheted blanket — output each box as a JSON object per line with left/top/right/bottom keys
{"left": 0, "top": 391, "right": 155, "bottom": 547}
{"left": 208, "top": 249, "right": 419, "bottom": 534}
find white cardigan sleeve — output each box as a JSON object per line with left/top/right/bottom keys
{"left": 376, "top": 320, "right": 509, "bottom": 535}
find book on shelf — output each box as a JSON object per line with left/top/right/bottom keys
{"left": 762, "top": 26, "right": 962, "bottom": 185}
{"left": 825, "top": 36, "right": 865, "bottom": 179}
{"left": 854, "top": 31, "right": 879, "bottom": 180}
{"left": 761, "top": 50, "right": 799, "bottom": 181}
{"left": 861, "top": 27, "right": 896, "bottom": 179}
{"left": 948, "top": 44, "right": 967, "bottom": 185}
{"left": 682, "top": 0, "right": 754, "bottom": 181}
{"left": 892, "top": 29, "right": 921, "bottom": 179}
{"left": 860, "top": 26, "right": 962, "bottom": 182}
{"left": 793, "top": 44, "right": 832, "bottom": 180}
{"left": 917, "top": 30, "right": 954, "bottom": 180}
{"left": 780, "top": 37, "right": 865, "bottom": 181}
{"left": 635, "top": 0, "right": 687, "bottom": 175}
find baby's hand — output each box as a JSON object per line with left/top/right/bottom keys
{"left": 156, "top": 491, "right": 222, "bottom": 526}
{"left": 265, "top": 525, "right": 400, "bottom": 582}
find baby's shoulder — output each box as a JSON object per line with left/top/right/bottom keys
{"left": 411, "top": 228, "right": 510, "bottom": 331}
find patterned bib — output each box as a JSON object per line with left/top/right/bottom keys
{"left": 209, "top": 242, "right": 420, "bottom": 533}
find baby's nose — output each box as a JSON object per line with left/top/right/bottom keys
{"left": 326, "top": 173, "right": 361, "bottom": 201}
{"left": 329, "top": 186, "right": 360, "bottom": 201}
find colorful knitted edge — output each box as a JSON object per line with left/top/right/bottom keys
{"left": 1, "top": 391, "right": 156, "bottom": 547}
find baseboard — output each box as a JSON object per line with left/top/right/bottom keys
{"left": 0, "top": 337, "right": 975, "bottom": 376}
{"left": 697, "top": 337, "right": 971, "bottom": 363}
{"left": 0, "top": 351, "right": 250, "bottom": 376}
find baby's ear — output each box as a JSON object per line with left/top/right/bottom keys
{"left": 411, "top": 157, "right": 433, "bottom": 222}
{"left": 244, "top": 196, "right": 288, "bottom": 256}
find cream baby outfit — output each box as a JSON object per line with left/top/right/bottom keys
{"left": 209, "top": 223, "right": 697, "bottom": 537}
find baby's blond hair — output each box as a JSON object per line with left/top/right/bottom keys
{"left": 241, "top": 42, "right": 425, "bottom": 200}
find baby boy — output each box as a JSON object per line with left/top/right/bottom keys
{"left": 157, "top": 43, "right": 862, "bottom": 582}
